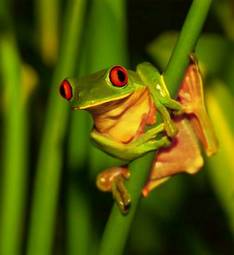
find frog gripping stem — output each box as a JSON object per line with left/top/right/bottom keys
{"left": 143, "top": 55, "right": 218, "bottom": 196}
{"left": 96, "top": 166, "right": 131, "bottom": 214}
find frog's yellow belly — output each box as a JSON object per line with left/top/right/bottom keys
{"left": 93, "top": 88, "right": 156, "bottom": 143}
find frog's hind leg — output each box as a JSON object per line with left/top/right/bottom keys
{"left": 177, "top": 55, "right": 218, "bottom": 156}
{"left": 96, "top": 166, "right": 131, "bottom": 213}
{"left": 142, "top": 117, "right": 204, "bottom": 197}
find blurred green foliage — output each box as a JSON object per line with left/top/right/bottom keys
{"left": 0, "top": 0, "right": 233, "bottom": 255}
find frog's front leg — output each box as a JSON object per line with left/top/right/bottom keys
{"left": 90, "top": 123, "right": 170, "bottom": 161}
{"left": 154, "top": 102, "right": 178, "bottom": 137}
{"left": 137, "top": 62, "right": 183, "bottom": 137}
{"left": 96, "top": 166, "right": 131, "bottom": 213}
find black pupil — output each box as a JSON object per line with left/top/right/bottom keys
{"left": 117, "top": 70, "right": 125, "bottom": 82}
{"left": 60, "top": 84, "right": 69, "bottom": 98}
{"left": 60, "top": 85, "right": 66, "bottom": 98}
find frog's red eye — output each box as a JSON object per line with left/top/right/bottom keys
{"left": 59, "top": 79, "right": 73, "bottom": 101}
{"left": 109, "top": 66, "right": 128, "bottom": 87}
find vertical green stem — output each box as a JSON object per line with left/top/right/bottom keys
{"left": 206, "top": 83, "right": 234, "bottom": 233}
{"left": 98, "top": 1, "right": 213, "bottom": 254}
{"left": 164, "top": 0, "right": 213, "bottom": 96}
{"left": 0, "top": 33, "right": 27, "bottom": 255}
{"left": 224, "top": 46, "right": 234, "bottom": 93}
{"left": 87, "top": 0, "right": 128, "bottom": 72}
{"left": 66, "top": 182, "right": 92, "bottom": 255}
{"left": 98, "top": 153, "right": 155, "bottom": 255}
{"left": 35, "top": 0, "right": 59, "bottom": 64}
{"left": 66, "top": 0, "right": 128, "bottom": 253}
{"left": 66, "top": 102, "right": 92, "bottom": 255}
{"left": 26, "top": 1, "right": 86, "bottom": 255}
{"left": 86, "top": 0, "right": 128, "bottom": 178}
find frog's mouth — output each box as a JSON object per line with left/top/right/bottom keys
{"left": 77, "top": 87, "right": 149, "bottom": 121}
{"left": 71, "top": 93, "right": 132, "bottom": 112}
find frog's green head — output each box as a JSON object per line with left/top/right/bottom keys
{"left": 59, "top": 65, "right": 141, "bottom": 110}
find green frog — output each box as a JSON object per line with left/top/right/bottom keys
{"left": 59, "top": 55, "right": 218, "bottom": 213}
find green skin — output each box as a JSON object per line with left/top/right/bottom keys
{"left": 67, "top": 62, "right": 182, "bottom": 161}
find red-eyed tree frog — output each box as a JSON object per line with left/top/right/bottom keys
{"left": 59, "top": 55, "right": 218, "bottom": 213}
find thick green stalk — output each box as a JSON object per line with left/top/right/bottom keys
{"left": 164, "top": 0, "right": 212, "bottom": 95}
{"left": 66, "top": 83, "right": 92, "bottom": 255}
{"left": 86, "top": 0, "right": 128, "bottom": 177}
{"left": 87, "top": 0, "right": 128, "bottom": 71}
{"left": 0, "top": 32, "right": 27, "bottom": 255}
{"left": 98, "top": 153, "right": 155, "bottom": 255}
{"left": 66, "top": 0, "right": 128, "bottom": 253}
{"left": 206, "top": 83, "right": 234, "bottom": 233}
{"left": 66, "top": 19, "right": 92, "bottom": 254}
{"left": 224, "top": 46, "right": 234, "bottom": 93}
{"left": 26, "top": 1, "right": 85, "bottom": 255}
{"left": 66, "top": 181, "right": 92, "bottom": 255}
{"left": 35, "top": 0, "right": 59, "bottom": 64}
{"left": 98, "top": 1, "right": 213, "bottom": 255}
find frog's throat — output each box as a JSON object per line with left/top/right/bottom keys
{"left": 89, "top": 87, "right": 156, "bottom": 144}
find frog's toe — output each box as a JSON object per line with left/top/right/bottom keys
{"left": 172, "top": 107, "right": 184, "bottom": 116}
{"left": 165, "top": 122, "right": 178, "bottom": 137}
{"left": 112, "top": 176, "right": 131, "bottom": 214}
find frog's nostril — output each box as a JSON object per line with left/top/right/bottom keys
{"left": 59, "top": 79, "right": 73, "bottom": 101}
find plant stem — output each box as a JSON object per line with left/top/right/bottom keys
{"left": 86, "top": 0, "right": 128, "bottom": 178}
{"left": 98, "top": 153, "right": 155, "bottom": 255}
{"left": 66, "top": 182, "right": 92, "bottom": 255}
{"left": 35, "top": 0, "right": 59, "bottom": 64}
{"left": 65, "top": 16, "right": 92, "bottom": 253}
{"left": 26, "top": 1, "right": 86, "bottom": 255}
{"left": 0, "top": 31, "right": 27, "bottom": 255}
{"left": 206, "top": 83, "right": 234, "bottom": 234}
{"left": 98, "top": 1, "right": 213, "bottom": 255}
{"left": 66, "top": 1, "right": 128, "bottom": 253}
{"left": 164, "top": 0, "right": 213, "bottom": 96}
